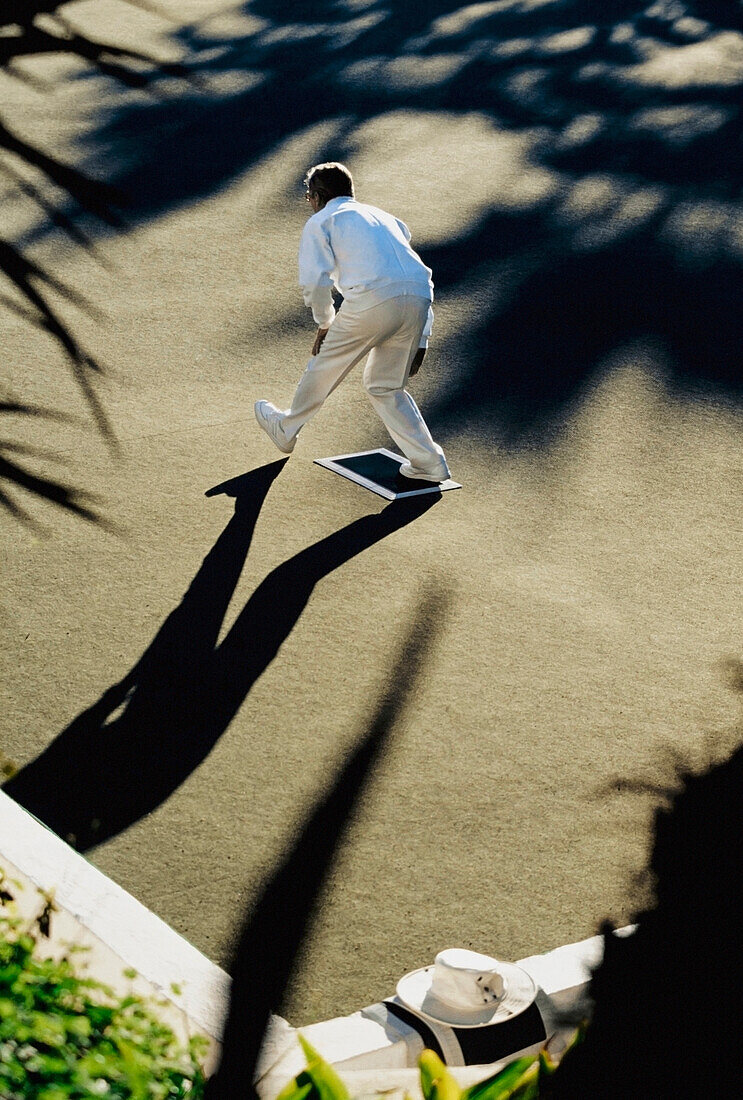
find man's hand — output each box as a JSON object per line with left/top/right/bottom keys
{"left": 409, "top": 348, "right": 426, "bottom": 377}
{"left": 312, "top": 327, "right": 329, "bottom": 356}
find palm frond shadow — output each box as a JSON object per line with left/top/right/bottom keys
{"left": 1, "top": 0, "right": 196, "bottom": 524}
{"left": 0, "top": 160, "right": 113, "bottom": 262}
{"left": 205, "top": 592, "right": 447, "bottom": 1100}
{"left": 0, "top": 401, "right": 104, "bottom": 526}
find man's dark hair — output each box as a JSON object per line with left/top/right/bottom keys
{"left": 304, "top": 162, "right": 354, "bottom": 206}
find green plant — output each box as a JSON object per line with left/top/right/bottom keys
{"left": 419, "top": 1049, "right": 553, "bottom": 1100}
{"left": 0, "top": 872, "right": 208, "bottom": 1099}
{"left": 276, "top": 1035, "right": 351, "bottom": 1100}
{"left": 277, "top": 1027, "right": 586, "bottom": 1100}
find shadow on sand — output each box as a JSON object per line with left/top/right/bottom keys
{"left": 4, "top": 459, "right": 438, "bottom": 849}
{"left": 205, "top": 593, "right": 446, "bottom": 1099}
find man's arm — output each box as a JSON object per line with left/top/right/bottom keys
{"left": 409, "top": 304, "right": 433, "bottom": 375}
{"left": 299, "top": 220, "right": 336, "bottom": 329}
{"left": 312, "top": 327, "right": 329, "bottom": 356}
{"left": 409, "top": 347, "right": 425, "bottom": 376}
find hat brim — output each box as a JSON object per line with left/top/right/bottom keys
{"left": 396, "top": 963, "right": 537, "bottom": 1028}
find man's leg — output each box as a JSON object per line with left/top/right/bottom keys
{"left": 362, "top": 297, "right": 450, "bottom": 480}
{"left": 277, "top": 310, "right": 376, "bottom": 443}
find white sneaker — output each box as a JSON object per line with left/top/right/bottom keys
{"left": 254, "top": 401, "right": 295, "bottom": 454}
{"left": 398, "top": 460, "right": 449, "bottom": 483}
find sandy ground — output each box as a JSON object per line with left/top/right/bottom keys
{"left": 2, "top": 1, "right": 743, "bottom": 1025}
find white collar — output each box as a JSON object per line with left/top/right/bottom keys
{"left": 321, "top": 195, "right": 354, "bottom": 210}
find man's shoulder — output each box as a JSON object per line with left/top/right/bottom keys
{"left": 303, "top": 198, "right": 354, "bottom": 232}
{"left": 329, "top": 200, "right": 404, "bottom": 230}
{"left": 309, "top": 197, "right": 401, "bottom": 231}
{"left": 301, "top": 209, "right": 329, "bottom": 237}
{"left": 348, "top": 199, "right": 393, "bottom": 219}
{"left": 325, "top": 197, "right": 364, "bottom": 216}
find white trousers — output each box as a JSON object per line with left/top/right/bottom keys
{"left": 279, "top": 295, "right": 449, "bottom": 478}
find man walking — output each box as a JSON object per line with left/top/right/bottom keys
{"left": 254, "top": 162, "right": 451, "bottom": 483}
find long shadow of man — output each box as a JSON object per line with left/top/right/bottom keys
{"left": 5, "top": 460, "right": 437, "bottom": 850}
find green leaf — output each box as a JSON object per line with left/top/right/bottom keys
{"left": 563, "top": 1021, "right": 588, "bottom": 1055}
{"left": 275, "top": 1070, "right": 316, "bottom": 1100}
{"left": 64, "top": 1013, "right": 92, "bottom": 1040}
{"left": 461, "top": 1055, "right": 538, "bottom": 1100}
{"left": 537, "top": 1048, "right": 557, "bottom": 1078}
{"left": 28, "top": 1051, "right": 69, "bottom": 1076}
{"left": 511, "top": 1062, "right": 541, "bottom": 1099}
{"left": 297, "top": 1034, "right": 351, "bottom": 1100}
{"left": 85, "top": 1004, "right": 115, "bottom": 1031}
{"left": 115, "top": 1034, "right": 155, "bottom": 1099}
{"left": 30, "top": 1010, "right": 67, "bottom": 1049}
{"left": 419, "top": 1050, "right": 462, "bottom": 1100}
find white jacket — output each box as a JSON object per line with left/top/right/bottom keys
{"left": 298, "top": 196, "right": 434, "bottom": 346}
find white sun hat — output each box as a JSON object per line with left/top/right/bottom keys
{"left": 396, "top": 948, "right": 537, "bottom": 1028}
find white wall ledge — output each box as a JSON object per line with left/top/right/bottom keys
{"left": 0, "top": 791, "right": 232, "bottom": 1049}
